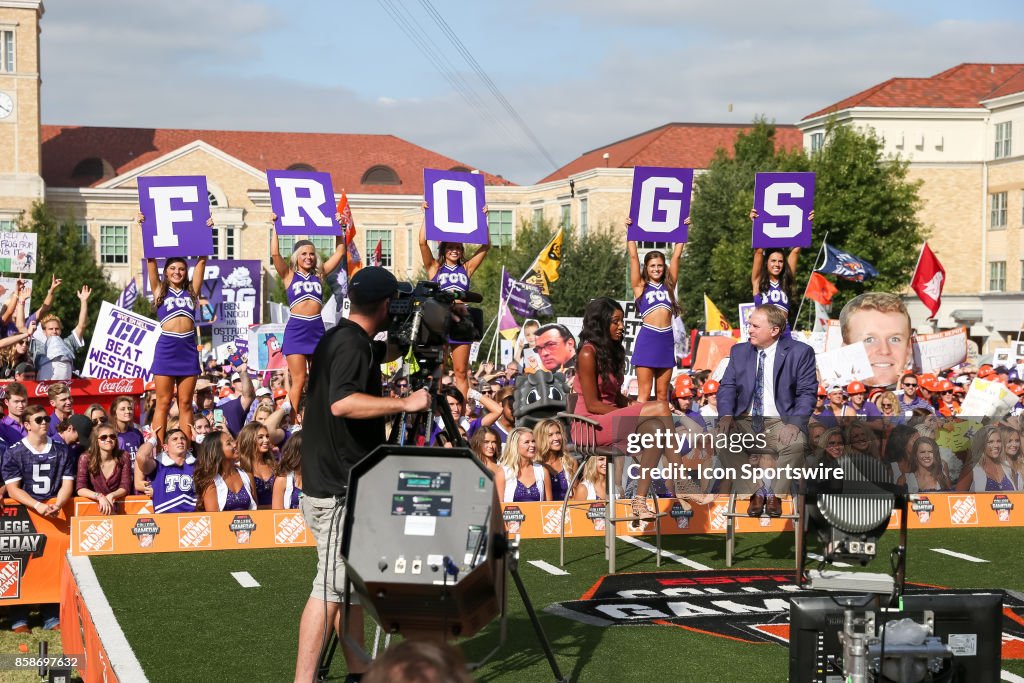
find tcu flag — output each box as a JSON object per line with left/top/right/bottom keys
{"left": 267, "top": 169, "right": 342, "bottom": 236}
{"left": 911, "top": 242, "right": 945, "bottom": 318}
{"left": 626, "top": 167, "right": 694, "bottom": 243}
{"left": 752, "top": 172, "right": 815, "bottom": 249}
{"left": 138, "top": 176, "right": 213, "bottom": 258}
{"left": 424, "top": 169, "right": 489, "bottom": 245}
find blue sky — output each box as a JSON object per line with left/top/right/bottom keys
{"left": 40, "top": 1, "right": 1024, "bottom": 184}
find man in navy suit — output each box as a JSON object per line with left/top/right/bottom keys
{"left": 718, "top": 305, "right": 818, "bottom": 516}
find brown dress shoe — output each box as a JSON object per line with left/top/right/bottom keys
{"left": 765, "top": 495, "right": 783, "bottom": 517}
{"left": 747, "top": 493, "right": 765, "bottom": 517}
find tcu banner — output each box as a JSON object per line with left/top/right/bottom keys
{"left": 84, "top": 302, "right": 160, "bottom": 381}
{"left": 137, "top": 175, "right": 214, "bottom": 258}
{"left": 424, "top": 169, "right": 489, "bottom": 245}
{"left": 266, "top": 169, "right": 342, "bottom": 236}
{"left": 752, "top": 172, "right": 815, "bottom": 249}
{"left": 626, "top": 166, "right": 694, "bottom": 243}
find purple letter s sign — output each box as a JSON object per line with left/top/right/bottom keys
{"left": 138, "top": 175, "right": 213, "bottom": 258}
{"left": 424, "top": 169, "right": 489, "bottom": 245}
{"left": 626, "top": 166, "right": 693, "bottom": 243}
{"left": 751, "top": 172, "right": 815, "bottom": 249}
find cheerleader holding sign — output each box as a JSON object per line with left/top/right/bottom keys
{"left": 749, "top": 208, "right": 813, "bottom": 329}
{"left": 419, "top": 201, "right": 490, "bottom": 403}
{"left": 626, "top": 218, "right": 685, "bottom": 402}
{"left": 270, "top": 212, "right": 347, "bottom": 416}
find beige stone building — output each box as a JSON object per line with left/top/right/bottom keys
{"left": 798, "top": 63, "right": 1024, "bottom": 344}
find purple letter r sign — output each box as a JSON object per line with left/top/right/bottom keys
{"left": 627, "top": 166, "right": 694, "bottom": 243}
{"left": 424, "top": 169, "right": 489, "bottom": 245}
{"left": 752, "top": 172, "right": 815, "bottom": 249}
{"left": 138, "top": 175, "right": 213, "bottom": 258}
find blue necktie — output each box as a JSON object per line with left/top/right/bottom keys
{"left": 753, "top": 350, "right": 765, "bottom": 433}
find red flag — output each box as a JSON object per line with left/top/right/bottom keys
{"left": 337, "top": 190, "right": 362, "bottom": 277}
{"left": 804, "top": 272, "right": 839, "bottom": 306}
{"left": 911, "top": 242, "right": 945, "bottom": 317}
{"left": 373, "top": 239, "right": 383, "bottom": 267}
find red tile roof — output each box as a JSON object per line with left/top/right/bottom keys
{"left": 40, "top": 125, "right": 514, "bottom": 192}
{"left": 803, "top": 63, "right": 1024, "bottom": 120}
{"left": 536, "top": 123, "right": 803, "bottom": 184}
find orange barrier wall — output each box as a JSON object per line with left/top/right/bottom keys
{"left": 60, "top": 554, "right": 121, "bottom": 683}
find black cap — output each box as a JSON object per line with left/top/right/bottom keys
{"left": 349, "top": 267, "right": 398, "bottom": 304}
{"left": 69, "top": 414, "right": 94, "bottom": 445}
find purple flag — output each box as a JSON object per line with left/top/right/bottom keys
{"left": 626, "top": 166, "right": 694, "bottom": 243}
{"left": 424, "top": 169, "right": 489, "bottom": 245}
{"left": 266, "top": 169, "right": 342, "bottom": 236}
{"left": 117, "top": 278, "right": 139, "bottom": 310}
{"left": 751, "top": 172, "right": 815, "bottom": 249}
{"left": 501, "top": 267, "right": 553, "bottom": 317}
{"left": 137, "top": 175, "right": 213, "bottom": 257}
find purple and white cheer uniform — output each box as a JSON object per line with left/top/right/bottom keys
{"left": 283, "top": 271, "right": 326, "bottom": 356}
{"left": 631, "top": 282, "right": 675, "bottom": 369}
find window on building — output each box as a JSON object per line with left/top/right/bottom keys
{"left": 366, "top": 229, "right": 392, "bottom": 267}
{"left": 989, "top": 260, "right": 1006, "bottom": 292}
{"left": 560, "top": 204, "right": 571, "bottom": 230}
{"left": 810, "top": 132, "right": 824, "bottom": 152}
{"left": 638, "top": 241, "right": 671, "bottom": 250}
{"left": 77, "top": 223, "right": 90, "bottom": 247}
{"left": 309, "top": 235, "right": 336, "bottom": 260}
{"left": 361, "top": 165, "right": 401, "bottom": 186}
{"left": 0, "top": 219, "right": 15, "bottom": 231}
{"left": 579, "top": 198, "right": 589, "bottom": 237}
{"left": 207, "top": 191, "right": 219, "bottom": 207}
{"left": 272, "top": 234, "right": 296, "bottom": 265}
{"left": 991, "top": 192, "right": 1008, "bottom": 229}
{"left": 71, "top": 157, "right": 115, "bottom": 183}
{"left": 287, "top": 163, "right": 316, "bottom": 172}
{"left": 488, "top": 210, "right": 513, "bottom": 247}
{"left": 100, "top": 225, "right": 129, "bottom": 264}
{"left": 995, "top": 121, "right": 1012, "bottom": 159}
{"left": 212, "top": 226, "right": 239, "bottom": 260}
{"left": 532, "top": 208, "right": 543, "bottom": 229}
{"left": 1, "top": 30, "right": 14, "bottom": 73}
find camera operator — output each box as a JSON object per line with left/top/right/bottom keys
{"left": 295, "top": 267, "right": 430, "bottom": 683}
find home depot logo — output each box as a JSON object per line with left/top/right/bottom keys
{"left": 0, "top": 556, "right": 21, "bottom": 600}
{"left": 78, "top": 519, "right": 114, "bottom": 553}
{"left": 177, "top": 515, "right": 213, "bottom": 549}
{"left": 541, "top": 504, "right": 570, "bottom": 536}
{"left": 709, "top": 503, "right": 728, "bottom": 531}
{"left": 274, "top": 513, "right": 308, "bottom": 545}
{"left": 948, "top": 496, "right": 978, "bottom": 526}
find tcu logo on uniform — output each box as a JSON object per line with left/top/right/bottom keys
{"left": 645, "top": 290, "right": 671, "bottom": 306}
{"left": 761, "top": 287, "right": 786, "bottom": 305}
{"left": 164, "top": 296, "right": 192, "bottom": 311}
{"left": 165, "top": 474, "right": 193, "bottom": 493}
{"left": 437, "top": 272, "right": 469, "bottom": 290}
{"left": 291, "top": 280, "right": 322, "bottom": 296}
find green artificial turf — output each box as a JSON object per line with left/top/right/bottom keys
{"left": 83, "top": 528, "right": 1024, "bottom": 682}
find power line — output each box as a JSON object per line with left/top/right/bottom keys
{"left": 416, "top": 0, "right": 560, "bottom": 171}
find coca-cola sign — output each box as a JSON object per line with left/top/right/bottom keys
{"left": 7, "top": 378, "right": 144, "bottom": 415}
{"left": 97, "top": 379, "right": 139, "bottom": 394}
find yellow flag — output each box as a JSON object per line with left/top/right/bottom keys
{"left": 704, "top": 294, "right": 731, "bottom": 332}
{"left": 534, "top": 229, "right": 563, "bottom": 284}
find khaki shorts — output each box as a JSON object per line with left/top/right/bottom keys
{"left": 300, "top": 494, "right": 359, "bottom": 604}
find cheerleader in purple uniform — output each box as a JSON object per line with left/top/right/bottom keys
{"left": 142, "top": 214, "right": 208, "bottom": 442}
{"left": 270, "top": 213, "right": 347, "bottom": 418}
{"left": 626, "top": 218, "right": 684, "bottom": 402}
{"left": 749, "top": 209, "right": 812, "bottom": 331}
{"left": 419, "top": 202, "right": 490, "bottom": 404}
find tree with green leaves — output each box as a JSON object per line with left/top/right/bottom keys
{"left": 15, "top": 202, "right": 119, "bottom": 343}
{"left": 681, "top": 118, "right": 924, "bottom": 330}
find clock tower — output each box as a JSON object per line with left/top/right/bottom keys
{"left": 0, "top": 0, "right": 44, "bottom": 223}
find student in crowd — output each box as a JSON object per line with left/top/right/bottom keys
{"left": 86, "top": 403, "right": 108, "bottom": 426}
{"left": 419, "top": 201, "right": 490, "bottom": 402}
{"left": 490, "top": 386, "right": 517, "bottom": 444}
{"left": 270, "top": 214, "right": 347, "bottom": 418}
{"left": 46, "top": 383, "right": 74, "bottom": 438}
{"left": 844, "top": 421, "right": 880, "bottom": 461}
{"left": 958, "top": 425, "right": 1019, "bottom": 492}
{"left": 898, "top": 436, "right": 952, "bottom": 493}
{"left": 845, "top": 381, "right": 882, "bottom": 417}
{"left": 144, "top": 215, "right": 208, "bottom": 441}
{"left": 215, "top": 363, "right": 257, "bottom": 437}
{"left": 75, "top": 424, "right": 132, "bottom": 514}
{"left": 272, "top": 432, "right": 303, "bottom": 510}
{"left": 194, "top": 430, "right": 255, "bottom": 512}
{"left": 23, "top": 286, "right": 91, "bottom": 381}
{"left": 573, "top": 454, "right": 611, "bottom": 501}
{"left": 671, "top": 377, "right": 706, "bottom": 429}
{"left": 110, "top": 396, "right": 144, "bottom": 486}
{"left": 627, "top": 224, "right": 683, "bottom": 402}
{"left": 0, "top": 321, "right": 37, "bottom": 379}
{"left": 534, "top": 418, "right": 576, "bottom": 502}
{"left": 469, "top": 426, "right": 501, "bottom": 475}
{"left": 192, "top": 414, "right": 212, "bottom": 443}
{"left": 134, "top": 428, "right": 197, "bottom": 513}
{"left": 897, "top": 373, "right": 934, "bottom": 414}
{"left": 1002, "top": 424, "right": 1023, "bottom": 488}
{"left": 0, "top": 382, "right": 28, "bottom": 444}
{"left": 236, "top": 421, "right": 276, "bottom": 508}
{"left": 494, "top": 426, "right": 551, "bottom": 503}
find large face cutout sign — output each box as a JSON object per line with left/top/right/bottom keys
{"left": 423, "top": 169, "right": 489, "bottom": 245}
{"left": 752, "top": 172, "right": 815, "bottom": 249}
{"left": 137, "top": 176, "right": 213, "bottom": 258}
{"left": 626, "top": 166, "right": 694, "bottom": 243}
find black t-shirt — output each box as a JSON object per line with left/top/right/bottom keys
{"left": 301, "top": 318, "right": 386, "bottom": 499}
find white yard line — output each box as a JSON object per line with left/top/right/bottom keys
{"left": 930, "top": 548, "right": 988, "bottom": 563}
{"left": 1000, "top": 670, "right": 1024, "bottom": 683}
{"left": 231, "top": 571, "right": 261, "bottom": 587}
{"left": 527, "top": 560, "right": 570, "bottom": 576}
{"left": 68, "top": 553, "right": 149, "bottom": 682}
{"left": 617, "top": 535, "right": 712, "bottom": 570}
